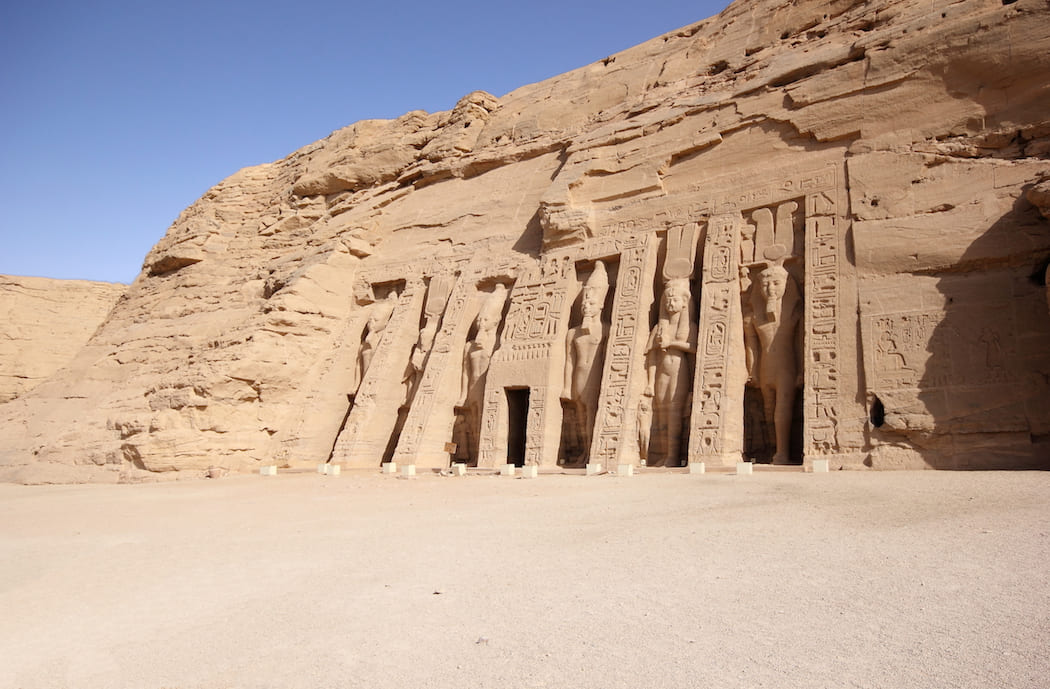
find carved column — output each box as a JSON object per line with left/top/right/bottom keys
{"left": 391, "top": 274, "right": 470, "bottom": 468}
{"left": 803, "top": 178, "right": 865, "bottom": 465}
{"left": 590, "top": 234, "right": 658, "bottom": 470}
{"left": 331, "top": 285, "right": 425, "bottom": 467}
{"left": 689, "top": 212, "right": 747, "bottom": 468}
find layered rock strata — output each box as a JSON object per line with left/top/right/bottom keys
{"left": 2, "top": 0, "right": 1049, "bottom": 481}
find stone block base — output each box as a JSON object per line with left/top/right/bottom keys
{"left": 381, "top": 462, "right": 398, "bottom": 475}
{"left": 521, "top": 465, "right": 538, "bottom": 478}
{"left": 617, "top": 464, "right": 634, "bottom": 476}
{"left": 736, "top": 462, "right": 753, "bottom": 476}
{"left": 400, "top": 464, "right": 416, "bottom": 477}
{"left": 260, "top": 466, "right": 277, "bottom": 476}
{"left": 500, "top": 464, "right": 516, "bottom": 477}
{"left": 451, "top": 463, "right": 467, "bottom": 476}
{"left": 811, "top": 459, "right": 830, "bottom": 473}
{"left": 688, "top": 462, "right": 706, "bottom": 475}
{"left": 585, "top": 463, "right": 603, "bottom": 476}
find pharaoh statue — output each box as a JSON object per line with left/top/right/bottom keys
{"left": 744, "top": 261, "right": 801, "bottom": 464}
{"left": 455, "top": 283, "right": 508, "bottom": 462}
{"left": 560, "top": 261, "right": 611, "bottom": 465}
{"left": 404, "top": 275, "right": 452, "bottom": 405}
{"left": 356, "top": 296, "right": 396, "bottom": 392}
{"left": 642, "top": 224, "right": 698, "bottom": 467}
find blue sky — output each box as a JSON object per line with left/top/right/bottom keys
{"left": 1, "top": 0, "right": 729, "bottom": 283}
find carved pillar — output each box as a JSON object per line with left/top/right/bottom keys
{"left": 391, "top": 274, "right": 470, "bottom": 468}
{"left": 590, "top": 235, "right": 658, "bottom": 470}
{"left": 689, "top": 212, "right": 747, "bottom": 468}
{"left": 331, "top": 284, "right": 425, "bottom": 467}
{"left": 803, "top": 181, "right": 865, "bottom": 465}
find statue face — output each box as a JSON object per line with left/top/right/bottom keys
{"left": 368, "top": 301, "right": 395, "bottom": 331}
{"left": 664, "top": 286, "right": 689, "bottom": 315}
{"left": 759, "top": 270, "right": 786, "bottom": 302}
{"left": 581, "top": 287, "right": 602, "bottom": 318}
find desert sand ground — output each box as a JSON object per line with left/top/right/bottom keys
{"left": 1, "top": 468, "right": 1047, "bottom": 689}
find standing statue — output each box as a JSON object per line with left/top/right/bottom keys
{"left": 404, "top": 275, "right": 452, "bottom": 405}
{"left": 455, "top": 284, "right": 508, "bottom": 462}
{"left": 744, "top": 263, "right": 801, "bottom": 464}
{"left": 560, "top": 261, "right": 610, "bottom": 465}
{"left": 356, "top": 296, "right": 396, "bottom": 392}
{"left": 643, "top": 277, "right": 697, "bottom": 466}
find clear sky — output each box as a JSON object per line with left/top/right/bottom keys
{"left": 1, "top": 0, "right": 730, "bottom": 284}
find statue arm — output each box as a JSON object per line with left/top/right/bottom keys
{"left": 644, "top": 327, "right": 658, "bottom": 396}
{"left": 561, "top": 331, "right": 574, "bottom": 400}
{"left": 744, "top": 320, "right": 759, "bottom": 383}
{"left": 458, "top": 347, "right": 469, "bottom": 406}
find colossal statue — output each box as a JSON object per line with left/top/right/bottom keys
{"left": 455, "top": 283, "right": 508, "bottom": 463}
{"left": 356, "top": 297, "right": 395, "bottom": 392}
{"left": 560, "top": 261, "right": 610, "bottom": 465}
{"left": 744, "top": 263, "right": 801, "bottom": 464}
{"left": 404, "top": 275, "right": 452, "bottom": 405}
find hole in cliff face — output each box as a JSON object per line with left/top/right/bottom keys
{"left": 1002, "top": 0, "right": 1018, "bottom": 5}
{"left": 870, "top": 396, "right": 886, "bottom": 428}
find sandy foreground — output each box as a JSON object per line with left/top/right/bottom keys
{"left": 0, "top": 469, "right": 1047, "bottom": 689}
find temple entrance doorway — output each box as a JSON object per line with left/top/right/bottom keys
{"left": 506, "top": 387, "right": 530, "bottom": 467}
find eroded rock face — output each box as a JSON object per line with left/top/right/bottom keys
{"left": 0, "top": 276, "right": 125, "bottom": 403}
{"left": 2, "top": 0, "right": 1049, "bottom": 482}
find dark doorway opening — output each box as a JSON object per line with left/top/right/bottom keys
{"left": 506, "top": 387, "right": 530, "bottom": 467}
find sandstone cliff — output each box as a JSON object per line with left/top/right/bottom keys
{"left": 0, "top": 276, "right": 125, "bottom": 403}
{"left": 2, "top": 0, "right": 1048, "bottom": 482}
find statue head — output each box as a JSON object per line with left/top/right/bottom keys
{"left": 663, "top": 278, "right": 690, "bottom": 316}
{"left": 757, "top": 264, "right": 791, "bottom": 320}
{"left": 581, "top": 261, "right": 610, "bottom": 318}
{"left": 476, "top": 283, "right": 507, "bottom": 332}
{"left": 367, "top": 298, "right": 395, "bottom": 332}
{"left": 758, "top": 264, "right": 787, "bottom": 299}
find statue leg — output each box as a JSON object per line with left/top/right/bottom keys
{"left": 772, "top": 382, "right": 793, "bottom": 464}
{"left": 665, "top": 403, "right": 683, "bottom": 467}
{"left": 761, "top": 384, "right": 777, "bottom": 460}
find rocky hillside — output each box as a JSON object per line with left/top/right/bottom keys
{"left": 0, "top": 276, "right": 125, "bottom": 403}
{"left": 1, "top": 0, "right": 1048, "bottom": 482}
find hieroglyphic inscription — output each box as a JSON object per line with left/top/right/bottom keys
{"left": 868, "top": 311, "right": 1010, "bottom": 390}
{"left": 524, "top": 386, "right": 545, "bottom": 466}
{"left": 690, "top": 214, "right": 740, "bottom": 459}
{"left": 591, "top": 234, "right": 652, "bottom": 466}
{"left": 502, "top": 285, "right": 567, "bottom": 350}
{"left": 804, "top": 206, "right": 840, "bottom": 455}
{"left": 477, "top": 387, "right": 502, "bottom": 466}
